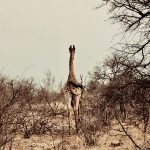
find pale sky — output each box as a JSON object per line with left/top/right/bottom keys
{"left": 0, "top": 0, "right": 119, "bottom": 84}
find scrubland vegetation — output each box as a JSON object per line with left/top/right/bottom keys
{"left": 1, "top": 0, "right": 150, "bottom": 149}
{"left": 0, "top": 54, "right": 149, "bottom": 150}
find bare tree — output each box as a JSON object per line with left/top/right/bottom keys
{"left": 98, "top": 0, "right": 150, "bottom": 69}
{"left": 89, "top": 53, "right": 150, "bottom": 148}
{"left": 0, "top": 75, "right": 21, "bottom": 149}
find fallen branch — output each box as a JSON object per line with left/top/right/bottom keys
{"left": 115, "top": 111, "right": 142, "bottom": 150}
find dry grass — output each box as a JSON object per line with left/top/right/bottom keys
{"left": 0, "top": 73, "right": 150, "bottom": 150}
{"left": 5, "top": 120, "right": 150, "bottom": 150}
{"left": 3, "top": 104, "right": 150, "bottom": 150}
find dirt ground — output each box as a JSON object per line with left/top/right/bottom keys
{"left": 5, "top": 121, "right": 150, "bottom": 150}
{"left": 2, "top": 102, "right": 150, "bottom": 150}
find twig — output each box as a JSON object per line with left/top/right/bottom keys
{"left": 115, "top": 111, "right": 142, "bottom": 150}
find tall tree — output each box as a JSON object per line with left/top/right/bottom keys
{"left": 99, "top": 0, "right": 150, "bottom": 69}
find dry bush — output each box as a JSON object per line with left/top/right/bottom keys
{"left": 0, "top": 74, "right": 22, "bottom": 149}
{"left": 78, "top": 88, "right": 110, "bottom": 146}
{"left": 0, "top": 71, "right": 66, "bottom": 149}
{"left": 88, "top": 54, "right": 150, "bottom": 149}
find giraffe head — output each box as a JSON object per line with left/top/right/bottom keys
{"left": 69, "top": 45, "right": 75, "bottom": 54}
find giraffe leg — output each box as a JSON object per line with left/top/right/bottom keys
{"left": 67, "top": 96, "right": 72, "bottom": 135}
{"left": 76, "top": 94, "right": 82, "bottom": 123}
{"left": 73, "top": 97, "right": 81, "bottom": 134}
{"left": 74, "top": 109, "right": 79, "bottom": 134}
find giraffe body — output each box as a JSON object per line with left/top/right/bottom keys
{"left": 64, "top": 45, "right": 83, "bottom": 133}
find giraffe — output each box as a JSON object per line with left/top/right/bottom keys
{"left": 64, "top": 45, "right": 83, "bottom": 133}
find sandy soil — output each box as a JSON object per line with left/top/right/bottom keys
{"left": 3, "top": 103, "right": 150, "bottom": 150}
{"left": 4, "top": 121, "right": 150, "bottom": 150}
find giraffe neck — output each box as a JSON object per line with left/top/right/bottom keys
{"left": 68, "top": 52, "right": 78, "bottom": 84}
